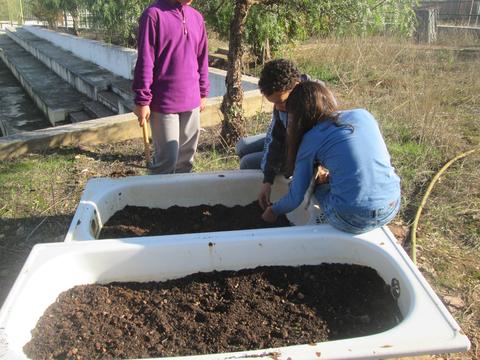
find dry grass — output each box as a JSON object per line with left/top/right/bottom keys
{"left": 281, "top": 36, "right": 480, "bottom": 209}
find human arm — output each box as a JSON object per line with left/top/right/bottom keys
{"left": 132, "top": 12, "right": 157, "bottom": 112}
{"left": 258, "top": 183, "right": 272, "bottom": 210}
{"left": 271, "top": 144, "right": 315, "bottom": 216}
{"left": 257, "top": 111, "right": 287, "bottom": 208}
{"left": 261, "top": 205, "right": 278, "bottom": 223}
{"left": 197, "top": 18, "right": 210, "bottom": 103}
{"left": 200, "top": 97, "right": 207, "bottom": 112}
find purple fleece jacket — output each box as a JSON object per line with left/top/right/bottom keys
{"left": 132, "top": 0, "right": 210, "bottom": 114}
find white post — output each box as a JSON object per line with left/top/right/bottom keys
{"left": 414, "top": 7, "right": 438, "bottom": 44}
{"left": 18, "top": 0, "right": 24, "bottom": 24}
{"left": 468, "top": 0, "right": 475, "bottom": 26}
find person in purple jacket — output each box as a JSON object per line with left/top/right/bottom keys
{"left": 132, "top": 0, "right": 210, "bottom": 174}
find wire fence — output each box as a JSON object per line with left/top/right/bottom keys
{"left": 421, "top": 0, "right": 480, "bottom": 26}
{"left": 56, "top": 10, "right": 93, "bottom": 29}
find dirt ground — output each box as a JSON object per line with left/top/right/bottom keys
{"left": 24, "top": 264, "right": 401, "bottom": 360}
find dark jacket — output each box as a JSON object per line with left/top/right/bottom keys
{"left": 260, "top": 74, "right": 317, "bottom": 184}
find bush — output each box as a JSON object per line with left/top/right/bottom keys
{"left": 195, "top": 0, "right": 417, "bottom": 62}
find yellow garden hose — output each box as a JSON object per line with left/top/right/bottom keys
{"left": 410, "top": 147, "right": 480, "bottom": 264}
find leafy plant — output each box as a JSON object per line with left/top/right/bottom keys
{"left": 27, "top": 0, "right": 62, "bottom": 28}
{"left": 195, "top": 0, "right": 418, "bottom": 63}
{"left": 0, "top": 0, "right": 24, "bottom": 24}
{"left": 22, "top": 0, "right": 87, "bottom": 31}
{"left": 60, "top": 0, "right": 83, "bottom": 34}
{"left": 84, "top": 0, "right": 151, "bottom": 47}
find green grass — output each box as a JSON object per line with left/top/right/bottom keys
{"left": 472, "top": 270, "right": 480, "bottom": 281}
{"left": 296, "top": 63, "right": 340, "bottom": 84}
{"left": 193, "top": 148, "right": 239, "bottom": 173}
{"left": 0, "top": 154, "right": 74, "bottom": 182}
{"left": 0, "top": 153, "right": 75, "bottom": 219}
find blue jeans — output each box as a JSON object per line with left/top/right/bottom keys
{"left": 235, "top": 133, "right": 266, "bottom": 170}
{"left": 315, "top": 183, "right": 400, "bottom": 234}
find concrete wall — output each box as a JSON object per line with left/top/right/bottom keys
{"left": 0, "top": 113, "right": 139, "bottom": 160}
{"left": 0, "top": 92, "right": 273, "bottom": 159}
{"left": 21, "top": 26, "right": 261, "bottom": 99}
{"left": 208, "top": 67, "right": 259, "bottom": 98}
{"left": 24, "top": 25, "right": 137, "bottom": 80}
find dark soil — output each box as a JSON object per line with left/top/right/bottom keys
{"left": 99, "top": 201, "right": 291, "bottom": 239}
{"left": 24, "top": 264, "right": 402, "bottom": 360}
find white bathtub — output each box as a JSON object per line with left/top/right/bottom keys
{"left": 65, "top": 170, "right": 319, "bottom": 242}
{"left": 0, "top": 226, "right": 470, "bottom": 359}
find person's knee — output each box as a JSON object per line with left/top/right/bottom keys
{"left": 235, "top": 138, "right": 247, "bottom": 157}
{"left": 236, "top": 134, "right": 266, "bottom": 158}
{"left": 240, "top": 152, "right": 262, "bottom": 170}
{"left": 239, "top": 156, "right": 250, "bottom": 170}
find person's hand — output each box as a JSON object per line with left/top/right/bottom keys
{"left": 134, "top": 105, "right": 150, "bottom": 127}
{"left": 200, "top": 97, "right": 207, "bottom": 112}
{"left": 315, "top": 166, "right": 330, "bottom": 185}
{"left": 258, "top": 183, "right": 272, "bottom": 210}
{"left": 262, "top": 206, "right": 278, "bottom": 223}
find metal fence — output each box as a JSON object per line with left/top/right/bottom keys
{"left": 421, "top": 0, "right": 480, "bottom": 26}
{"left": 58, "top": 10, "right": 92, "bottom": 29}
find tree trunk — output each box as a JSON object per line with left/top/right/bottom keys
{"left": 72, "top": 17, "right": 79, "bottom": 36}
{"left": 220, "top": 0, "right": 252, "bottom": 147}
{"left": 70, "top": 7, "right": 80, "bottom": 36}
{"left": 64, "top": 10, "right": 68, "bottom": 29}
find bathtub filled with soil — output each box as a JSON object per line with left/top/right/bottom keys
{"left": 0, "top": 226, "right": 470, "bottom": 360}
{"left": 65, "top": 170, "right": 316, "bottom": 242}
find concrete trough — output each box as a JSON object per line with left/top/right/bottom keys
{"left": 0, "top": 225, "right": 470, "bottom": 359}
{"left": 0, "top": 33, "right": 89, "bottom": 125}
{"left": 23, "top": 25, "right": 137, "bottom": 80}
{"left": 6, "top": 27, "right": 114, "bottom": 100}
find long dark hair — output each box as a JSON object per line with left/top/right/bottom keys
{"left": 284, "top": 81, "right": 340, "bottom": 177}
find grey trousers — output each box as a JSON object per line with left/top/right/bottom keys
{"left": 149, "top": 108, "right": 200, "bottom": 174}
